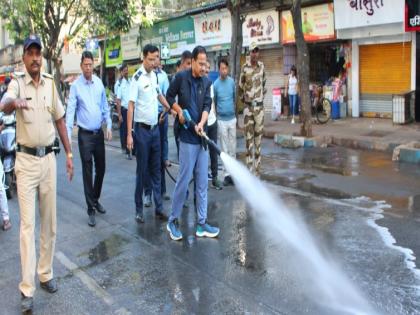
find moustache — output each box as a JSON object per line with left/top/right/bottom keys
{"left": 31, "top": 62, "right": 40, "bottom": 67}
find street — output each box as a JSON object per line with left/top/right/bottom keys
{"left": 0, "top": 131, "right": 420, "bottom": 315}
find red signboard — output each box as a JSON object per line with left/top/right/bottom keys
{"left": 405, "top": 0, "right": 420, "bottom": 32}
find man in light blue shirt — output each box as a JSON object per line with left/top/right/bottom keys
{"left": 213, "top": 58, "right": 236, "bottom": 186}
{"left": 116, "top": 63, "right": 132, "bottom": 159}
{"left": 127, "top": 44, "right": 171, "bottom": 224}
{"left": 66, "top": 51, "right": 112, "bottom": 227}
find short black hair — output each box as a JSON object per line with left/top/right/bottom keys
{"left": 143, "top": 44, "right": 159, "bottom": 57}
{"left": 192, "top": 46, "right": 206, "bottom": 60}
{"left": 218, "top": 58, "right": 229, "bottom": 69}
{"left": 81, "top": 51, "right": 94, "bottom": 63}
{"left": 176, "top": 60, "right": 181, "bottom": 68}
{"left": 120, "top": 63, "right": 128, "bottom": 71}
{"left": 181, "top": 50, "right": 192, "bottom": 62}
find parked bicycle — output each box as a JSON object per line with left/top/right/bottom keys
{"left": 311, "top": 84, "right": 332, "bottom": 124}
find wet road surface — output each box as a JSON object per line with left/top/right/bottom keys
{"left": 0, "top": 134, "right": 419, "bottom": 314}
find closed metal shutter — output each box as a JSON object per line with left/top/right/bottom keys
{"left": 259, "top": 48, "right": 283, "bottom": 113}
{"left": 360, "top": 42, "right": 411, "bottom": 118}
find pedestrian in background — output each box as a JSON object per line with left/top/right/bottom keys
{"left": 214, "top": 58, "right": 236, "bottom": 186}
{"left": 166, "top": 45, "right": 220, "bottom": 241}
{"left": 116, "top": 63, "right": 132, "bottom": 159}
{"left": 205, "top": 61, "right": 223, "bottom": 190}
{"left": 66, "top": 51, "right": 112, "bottom": 227}
{"left": 1, "top": 35, "right": 73, "bottom": 313}
{"left": 239, "top": 42, "right": 266, "bottom": 177}
{"left": 285, "top": 65, "right": 299, "bottom": 124}
{"left": 126, "top": 44, "right": 171, "bottom": 224}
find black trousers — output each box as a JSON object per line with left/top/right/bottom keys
{"left": 207, "top": 122, "right": 218, "bottom": 179}
{"left": 78, "top": 128, "right": 106, "bottom": 215}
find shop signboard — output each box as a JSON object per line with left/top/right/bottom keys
{"left": 405, "top": 0, "right": 420, "bottom": 32}
{"left": 334, "top": 0, "right": 404, "bottom": 30}
{"left": 121, "top": 27, "right": 140, "bottom": 61}
{"left": 242, "top": 9, "right": 279, "bottom": 47}
{"left": 193, "top": 9, "right": 232, "bottom": 50}
{"left": 281, "top": 3, "right": 335, "bottom": 44}
{"left": 105, "top": 36, "right": 123, "bottom": 68}
{"left": 140, "top": 16, "right": 195, "bottom": 56}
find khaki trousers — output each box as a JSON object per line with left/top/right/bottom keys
{"left": 15, "top": 152, "right": 57, "bottom": 297}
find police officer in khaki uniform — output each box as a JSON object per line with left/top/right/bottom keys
{"left": 0, "top": 35, "right": 74, "bottom": 313}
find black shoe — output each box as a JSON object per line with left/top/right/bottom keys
{"left": 88, "top": 215, "right": 96, "bottom": 227}
{"left": 135, "top": 213, "right": 144, "bottom": 223}
{"left": 94, "top": 202, "right": 106, "bottom": 214}
{"left": 21, "top": 293, "right": 33, "bottom": 313}
{"left": 163, "top": 193, "right": 171, "bottom": 201}
{"left": 126, "top": 153, "right": 132, "bottom": 160}
{"left": 40, "top": 278, "right": 58, "bottom": 293}
{"left": 144, "top": 195, "right": 152, "bottom": 207}
{"left": 155, "top": 211, "right": 168, "bottom": 221}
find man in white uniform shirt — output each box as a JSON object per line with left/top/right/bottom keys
{"left": 127, "top": 44, "right": 171, "bottom": 224}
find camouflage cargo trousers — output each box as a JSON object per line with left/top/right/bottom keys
{"left": 243, "top": 105, "right": 264, "bottom": 176}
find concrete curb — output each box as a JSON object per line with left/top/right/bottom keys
{"left": 399, "top": 147, "right": 420, "bottom": 163}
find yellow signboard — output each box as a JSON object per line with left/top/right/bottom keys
{"left": 281, "top": 3, "right": 335, "bottom": 44}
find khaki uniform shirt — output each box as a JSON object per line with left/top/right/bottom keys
{"left": 238, "top": 60, "right": 267, "bottom": 104}
{"left": 6, "top": 71, "right": 65, "bottom": 147}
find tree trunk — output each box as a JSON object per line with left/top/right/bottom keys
{"left": 291, "top": 0, "right": 312, "bottom": 137}
{"left": 53, "top": 58, "right": 64, "bottom": 104}
{"left": 227, "top": 0, "right": 245, "bottom": 123}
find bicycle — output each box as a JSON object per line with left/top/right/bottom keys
{"left": 311, "top": 84, "right": 331, "bottom": 124}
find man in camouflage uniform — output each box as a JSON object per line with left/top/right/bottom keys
{"left": 239, "top": 42, "right": 266, "bottom": 176}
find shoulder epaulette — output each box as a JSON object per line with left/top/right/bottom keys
{"left": 13, "top": 72, "right": 24, "bottom": 77}
{"left": 134, "top": 71, "right": 142, "bottom": 81}
{"left": 41, "top": 73, "right": 54, "bottom": 79}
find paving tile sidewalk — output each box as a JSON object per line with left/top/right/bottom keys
{"left": 238, "top": 114, "right": 420, "bottom": 153}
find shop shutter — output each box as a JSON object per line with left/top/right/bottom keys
{"left": 259, "top": 48, "right": 284, "bottom": 113}
{"left": 360, "top": 42, "right": 411, "bottom": 117}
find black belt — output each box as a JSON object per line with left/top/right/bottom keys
{"left": 135, "top": 122, "right": 157, "bottom": 130}
{"left": 245, "top": 101, "right": 263, "bottom": 107}
{"left": 78, "top": 126, "right": 103, "bottom": 135}
{"left": 17, "top": 144, "right": 54, "bottom": 157}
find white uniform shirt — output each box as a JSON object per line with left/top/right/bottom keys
{"left": 207, "top": 85, "right": 217, "bottom": 126}
{"left": 129, "top": 65, "right": 161, "bottom": 125}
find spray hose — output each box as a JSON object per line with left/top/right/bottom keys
{"left": 182, "top": 109, "right": 222, "bottom": 156}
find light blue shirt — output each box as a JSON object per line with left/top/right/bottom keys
{"left": 129, "top": 65, "right": 161, "bottom": 125}
{"left": 214, "top": 76, "right": 236, "bottom": 121}
{"left": 66, "top": 74, "right": 111, "bottom": 140}
{"left": 155, "top": 68, "right": 169, "bottom": 112}
{"left": 116, "top": 77, "right": 131, "bottom": 109}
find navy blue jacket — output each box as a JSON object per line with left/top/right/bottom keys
{"left": 166, "top": 69, "right": 212, "bottom": 144}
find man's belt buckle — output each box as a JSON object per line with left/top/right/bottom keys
{"left": 36, "top": 147, "right": 46, "bottom": 157}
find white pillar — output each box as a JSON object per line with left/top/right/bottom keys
{"left": 351, "top": 40, "right": 360, "bottom": 117}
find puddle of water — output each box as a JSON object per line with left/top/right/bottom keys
{"left": 79, "top": 234, "right": 130, "bottom": 267}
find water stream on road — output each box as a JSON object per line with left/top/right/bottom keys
{"left": 220, "top": 152, "right": 376, "bottom": 315}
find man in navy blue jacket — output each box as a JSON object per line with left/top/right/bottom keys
{"left": 166, "top": 46, "right": 220, "bottom": 241}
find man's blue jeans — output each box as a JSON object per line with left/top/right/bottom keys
{"left": 169, "top": 141, "right": 208, "bottom": 225}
